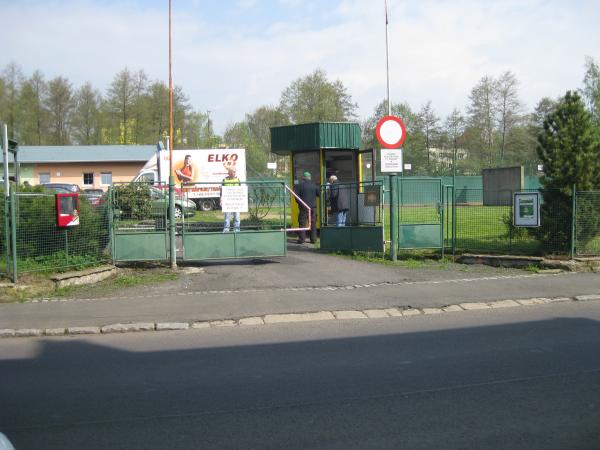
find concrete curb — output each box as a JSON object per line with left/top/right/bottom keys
{"left": 1, "top": 293, "right": 599, "bottom": 340}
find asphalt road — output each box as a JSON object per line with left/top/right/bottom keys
{"left": 1, "top": 301, "right": 600, "bottom": 449}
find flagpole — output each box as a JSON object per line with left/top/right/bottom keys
{"left": 168, "top": 0, "right": 177, "bottom": 269}
{"left": 385, "top": 0, "right": 391, "bottom": 116}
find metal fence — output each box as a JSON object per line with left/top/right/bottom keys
{"left": 2, "top": 191, "right": 110, "bottom": 278}
{"left": 575, "top": 191, "right": 600, "bottom": 256}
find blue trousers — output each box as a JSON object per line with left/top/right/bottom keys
{"left": 223, "top": 212, "right": 240, "bottom": 232}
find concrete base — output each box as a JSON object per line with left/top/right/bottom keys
{"left": 51, "top": 265, "right": 117, "bottom": 289}
{"left": 457, "top": 254, "right": 600, "bottom": 272}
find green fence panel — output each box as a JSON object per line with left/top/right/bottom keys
{"left": 113, "top": 232, "right": 168, "bottom": 261}
{"left": 575, "top": 191, "right": 600, "bottom": 256}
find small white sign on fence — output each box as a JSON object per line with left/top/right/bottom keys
{"left": 513, "top": 192, "right": 540, "bottom": 227}
{"left": 221, "top": 185, "right": 249, "bottom": 213}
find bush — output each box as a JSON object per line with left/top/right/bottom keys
{"left": 113, "top": 183, "right": 152, "bottom": 220}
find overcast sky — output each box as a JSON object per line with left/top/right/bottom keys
{"left": 3, "top": 0, "right": 600, "bottom": 134}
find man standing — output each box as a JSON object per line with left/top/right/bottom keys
{"left": 329, "top": 175, "right": 350, "bottom": 227}
{"left": 295, "top": 171, "right": 320, "bottom": 244}
{"left": 221, "top": 167, "right": 241, "bottom": 232}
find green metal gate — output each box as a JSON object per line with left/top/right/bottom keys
{"left": 110, "top": 183, "right": 169, "bottom": 262}
{"left": 397, "top": 177, "right": 444, "bottom": 251}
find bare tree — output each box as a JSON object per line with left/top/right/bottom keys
{"left": 418, "top": 101, "right": 439, "bottom": 172}
{"left": 0, "top": 62, "right": 24, "bottom": 140}
{"left": 494, "top": 71, "right": 522, "bottom": 161}
{"left": 107, "top": 68, "right": 135, "bottom": 144}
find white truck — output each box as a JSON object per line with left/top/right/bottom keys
{"left": 133, "top": 146, "right": 246, "bottom": 211}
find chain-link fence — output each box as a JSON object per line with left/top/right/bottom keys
{"left": 10, "top": 191, "right": 110, "bottom": 274}
{"left": 575, "top": 191, "right": 600, "bottom": 256}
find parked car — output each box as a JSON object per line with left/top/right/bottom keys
{"left": 149, "top": 186, "right": 196, "bottom": 218}
{"left": 82, "top": 188, "right": 106, "bottom": 208}
{"left": 41, "top": 183, "right": 80, "bottom": 193}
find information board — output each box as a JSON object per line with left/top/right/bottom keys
{"left": 513, "top": 192, "right": 540, "bottom": 227}
{"left": 221, "top": 185, "right": 249, "bottom": 213}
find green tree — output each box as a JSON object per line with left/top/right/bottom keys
{"left": 246, "top": 106, "right": 289, "bottom": 176}
{"left": 223, "top": 122, "right": 268, "bottom": 176}
{"left": 417, "top": 101, "right": 440, "bottom": 172}
{"left": 279, "top": 69, "right": 357, "bottom": 124}
{"left": 0, "top": 62, "right": 24, "bottom": 140}
{"left": 467, "top": 75, "right": 497, "bottom": 166}
{"left": 19, "top": 70, "right": 48, "bottom": 145}
{"left": 71, "top": 82, "right": 102, "bottom": 145}
{"left": 537, "top": 91, "right": 600, "bottom": 250}
{"left": 444, "top": 108, "right": 466, "bottom": 174}
{"left": 106, "top": 68, "right": 135, "bottom": 144}
{"left": 45, "top": 76, "right": 74, "bottom": 145}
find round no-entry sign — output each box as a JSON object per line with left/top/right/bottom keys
{"left": 375, "top": 115, "right": 407, "bottom": 149}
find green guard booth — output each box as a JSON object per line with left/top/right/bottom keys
{"left": 270, "top": 122, "right": 384, "bottom": 253}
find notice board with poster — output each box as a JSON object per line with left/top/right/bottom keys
{"left": 513, "top": 192, "right": 540, "bottom": 227}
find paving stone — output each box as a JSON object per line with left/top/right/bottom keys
{"left": 101, "top": 323, "right": 155, "bottom": 333}
{"left": 543, "top": 297, "right": 572, "bottom": 304}
{"left": 363, "top": 309, "right": 390, "bottom": 318}
{"left": 239, "top": 317, "right": 265, "bottom": 326}
{"left": 333, "top": 310, "right": 368, "bottom": 320}
{"left": 45, "top": 328, "right": 66, "bottom": 336}
{"left": 459, "top": 302, "right": 490, "bottom": 310}
{"left": 67, "top": 326, "right": 101, "bottom": 335}
{"left": 191, "top": 321, "right": 211, "bottom": 329}
{"left": 15, "top": 328, "right": 44, "bottom": 337}
{"left": 488, "top": 300, "right": 520, "bottom": 309}
{"left": 401, "top": 309, "right": 422, "bottom": 316}
{"left": 264, "top": 311, "right": 335, "bottom": 324}
{"left": 0, "top": 329, "right": 16, "bottom": 338}
{"left": 384, "top": 308, "right": 403, "bottom": 317}
{"left": 442, "top": 305, "right": 464, "bottom": 312}
{"left": 575, "top": 294, "right": 600, "bottom": 302}
{"left": 517, "top": 298, "right": 548, "bottom": 306}
{"left": 210, "top": 320, "right": 237, "bottom": 327}
{"left": 155, "top": 322, "right": 189, "bottom": 331}
{"left": 422, "top": 308, "right": 443, "bottom": 315}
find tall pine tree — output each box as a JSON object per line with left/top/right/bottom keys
{"left": 537, "top": 91, "right": 600, "bottom": 250}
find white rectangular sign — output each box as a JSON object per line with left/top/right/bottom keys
{"left": 513, "top": 192, "right": 540, "bottom": 227}
{"left": 221, "top": 185, "right": 248, "bottom": 213}
{"left": 380, "top": 148, "right": 403, "bottom": 173}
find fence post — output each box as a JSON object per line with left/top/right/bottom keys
{"left": 389, "top": 174, "right": 397, "bottom": 261}
{"left": 169, "top": 176, "right": 177, "bottom": 269}
{"left": 10, "top": 189, "right": 17, "bottom": 283}
{"left": 571, "top": 184, "right": 576, "bottom": 259}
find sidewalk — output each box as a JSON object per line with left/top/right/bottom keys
{"left": 1, "top": 245, "right": 599, "bottom": 334}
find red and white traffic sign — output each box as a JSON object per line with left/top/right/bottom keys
{"left": 375, "top": 115, "right": 407, "bottom": 149}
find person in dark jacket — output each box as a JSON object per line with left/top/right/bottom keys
{"left": 329, "top": 175, "right": 350, "bottom": 227}
{"left": 295, "top": 171, "right": 320, "bottom": 243}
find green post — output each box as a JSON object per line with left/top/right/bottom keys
{"left": 64, "top": 229, "right": 69, "bottom": 266}
{"left": 4, "top": 196, "right": 10, "bottom": 276}
{"left": 571, "top": 183, "right": 576, "bottom": 259}
{"left": 10, "top": 189, "right": 17, "bottom": 283}
{"left": 452, "top": 147, "right": 457, "bottom": 258}
{"left": 169, "top": 175, "right": 177, "bottom": 269}
{"left": 390, "top": 174, "right": 397, "bottom": 261}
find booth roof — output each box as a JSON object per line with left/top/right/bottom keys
{"left": 270, "top": 122, "right": 362, "bottom": 155}
{"left": 4, "top": 144, "right": 158, "bottom": 163}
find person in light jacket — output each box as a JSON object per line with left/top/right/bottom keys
{"left": 328, "top": 175, "right": 350, "bottom": 227}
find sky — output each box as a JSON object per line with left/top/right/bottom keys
{"left": 2, "top": 0, "right": 600, "bottom": 135}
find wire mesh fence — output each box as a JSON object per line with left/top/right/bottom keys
{"left": 11, "top": 191, "right": 110, "bottom": 273}
{"left": 575, "top": 191, "right": 600, "bottom": 256}
{"left": 448, "top": 188, "right": 573, "bottom": 255}
{"left": 111, "top": 182, "right": 169, "bottom": 232}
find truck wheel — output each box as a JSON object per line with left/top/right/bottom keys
{"left": 198, "top": 199, "right": 213, "bottom": 211}
{"left": 174, "top": 205, "right": 183, "bottom": 218}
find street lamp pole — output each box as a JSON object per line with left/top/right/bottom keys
{"left": 168, "top": 0, "right": 177, "bottom": 269}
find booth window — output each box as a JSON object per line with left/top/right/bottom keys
{"left": 83, "top": 172, "right": 94, "bottom": 186}
{"left": 39, "top": 172, "right": 50, "bottom": 184}
{"left": 101, "top": 172, "right": 112, "bottom": 186}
